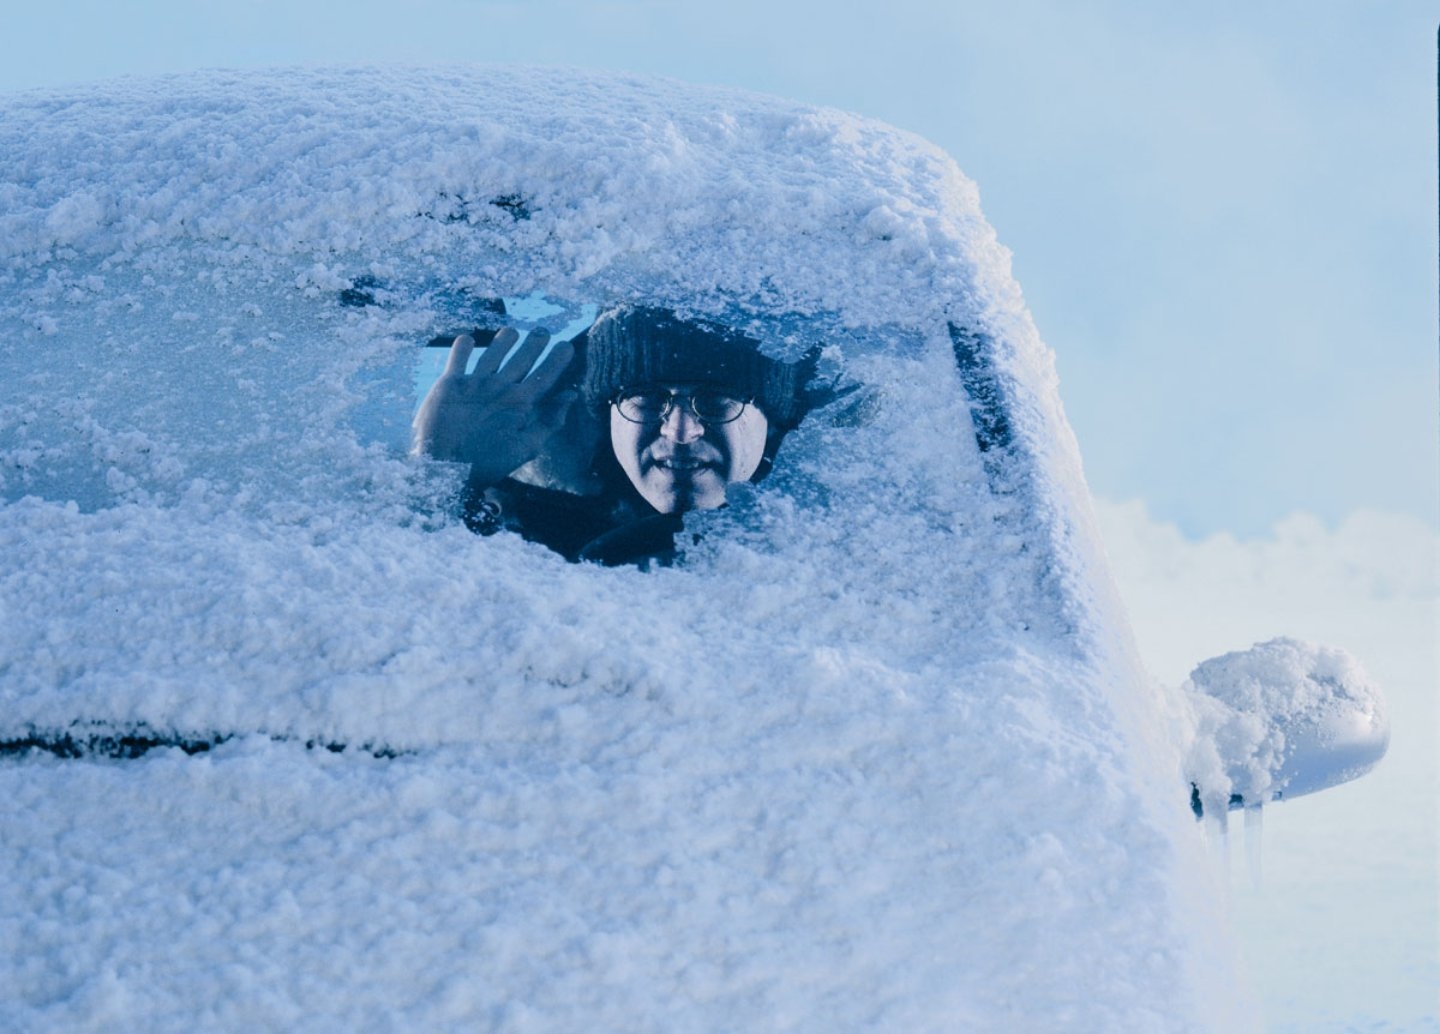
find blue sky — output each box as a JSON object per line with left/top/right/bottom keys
{"left": 4, "top": 1, "right": 1436, "bottom": 538}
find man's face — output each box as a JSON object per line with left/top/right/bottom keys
{"left": 609, "top": 384, "right": 770, "bottom": 513}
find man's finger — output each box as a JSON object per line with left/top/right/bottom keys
{"left": 472, "top": 326, "right": 519, "bottom": 376}
{"left": 515, "top": 340, "right": 574, "bottom": 400}
{"left": 442, "top": 334, "right": 476, "bottom": 377}
{"left": 535, "top": 387, "right": 579, "bottom": 430}
{"left": 497, "top": 327, "right": 553, "bottom": 383}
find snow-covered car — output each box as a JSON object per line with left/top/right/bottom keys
{"left": 0, "top": 66, "right": 1386, "bottom": 1031}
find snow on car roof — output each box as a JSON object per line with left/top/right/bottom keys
{"left": 0, "top": 66, "right": 1253, "bottom": 1029}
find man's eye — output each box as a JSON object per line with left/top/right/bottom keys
{"left": 617, "top": 394, "right": 670, "bottom": 421}
{"left": 693, "top": 395, "right": 741, "bottom": 419}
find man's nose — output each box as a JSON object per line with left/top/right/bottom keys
{"left": 659, "top": 401, "right": 705, "bottom": 443}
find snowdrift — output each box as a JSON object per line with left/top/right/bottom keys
{"left": 0, "top": 66, "right": 1252, "bottom": 1030}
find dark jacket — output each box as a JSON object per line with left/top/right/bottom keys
{"left": 465, "top": 478, "right": 684, "bottom": 567}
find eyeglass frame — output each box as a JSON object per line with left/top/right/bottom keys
{"left": 610, "top": 385, "right": 754, "bottom": 425}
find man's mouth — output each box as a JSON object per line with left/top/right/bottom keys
{"left": 649, "top": 452, "right": 720, "bottom": 475}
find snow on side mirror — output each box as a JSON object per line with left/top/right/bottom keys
{"left": 1183, "top": 638, "right": 1389, "bottom": 818}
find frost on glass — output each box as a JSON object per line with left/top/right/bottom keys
{"left": 0, "top": 246, "right": 425, "bottom": 520}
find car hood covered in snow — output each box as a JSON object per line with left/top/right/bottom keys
{"left": 0, "top": 67, "right": 1254, "bottom": 1029}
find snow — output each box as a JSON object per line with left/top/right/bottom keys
{"left": 1182, "top": 638, "right": 1389, "bottom": 815}
{"left": 0, "top": 66, "right": 1255, "bottom": 1029}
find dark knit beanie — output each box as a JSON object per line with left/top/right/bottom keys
{"left": 581, "top": 306, "right": 812, "bottom": 428}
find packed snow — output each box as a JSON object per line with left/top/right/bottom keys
{"left": 0, "top": 66, "right": 1255, "bottom": 1030}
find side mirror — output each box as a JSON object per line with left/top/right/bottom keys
{"left": 1182, "top": 638, "right": 1389, "bottom": 818}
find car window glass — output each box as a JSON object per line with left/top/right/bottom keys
{"left": 1, "top": 248, "right": 1023, "bottom": 647}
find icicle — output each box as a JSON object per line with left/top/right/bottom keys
{"left": 1205, "top": 805, "right": 1230, "bottom": 876}
{"left": 1244, "top": 804, "right": 1264, "bottom": 889}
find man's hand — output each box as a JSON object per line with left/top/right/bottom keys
{"left": 412, "top": 327, "right": 577, "bottom": 487}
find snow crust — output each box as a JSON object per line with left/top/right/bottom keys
{"left": 0, "top": 66, "right": 1251, "bottom": 1030}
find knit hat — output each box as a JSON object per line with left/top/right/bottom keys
{"left": 581, "top": 306, "right": 812, "bottom": 429}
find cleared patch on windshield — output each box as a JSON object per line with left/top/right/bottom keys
{"left": 413, "top": 297, "right": 861, "bottom": 567}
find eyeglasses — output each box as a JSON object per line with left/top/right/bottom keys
{"left": 613, "top": 387, "right": 751, "bottom": 425}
